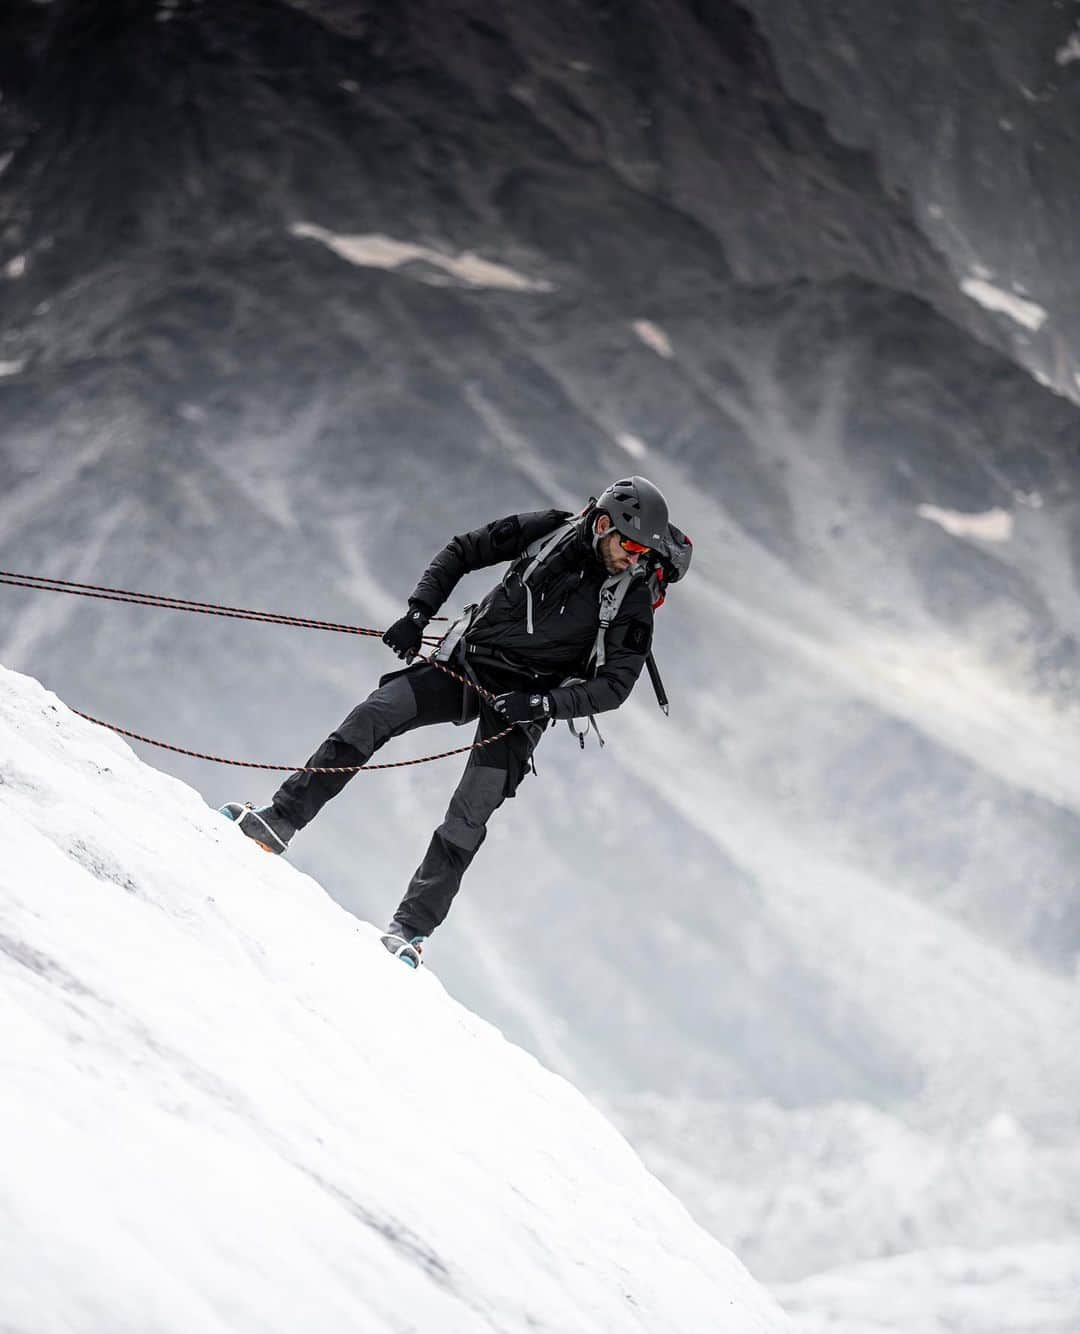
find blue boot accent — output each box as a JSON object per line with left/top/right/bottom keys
{"left": 380, "top": 926, "right": 426, "bottom": 969}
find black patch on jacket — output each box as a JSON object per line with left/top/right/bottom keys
{"left": 624, "top": 619, "right": 652, "bottom": 655}
{"left": 488, "top": 516, "right": 521, "bottom": 551}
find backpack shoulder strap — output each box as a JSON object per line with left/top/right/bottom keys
{"left": 589, "top": 568, "right": 638, "bottom": 669}
{"left": 518, "top": 518, "right": 579, "bottom": 580}
{"left": 513, "top": 518, "right": 581, "bottom": 634}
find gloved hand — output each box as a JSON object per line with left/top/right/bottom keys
{"left": 382, "top": 603, "right": 431, "bottom": 662}
{"left": 492, "top": 690, "right": 552, "bottom": 725}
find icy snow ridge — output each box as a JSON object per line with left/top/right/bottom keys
{"left": 0, "top": 664, "right": 786, "bottom": 1334}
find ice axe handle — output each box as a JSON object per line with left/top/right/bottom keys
{"left": 646, "top": 652, "right": 669, "bottom": 716}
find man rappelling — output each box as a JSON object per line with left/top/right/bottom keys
{"left": 223, "top": 476, "right": 691, "bottom": 967}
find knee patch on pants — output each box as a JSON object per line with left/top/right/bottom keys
{"left": 439, "top": 766, "right": 508, "bottom": 853}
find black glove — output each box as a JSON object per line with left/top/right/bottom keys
{"left": 492, "top": 690, "right": 552, "bottom": 725}
{"left": 382, "top": 603, "right": 431, "bottom": 662}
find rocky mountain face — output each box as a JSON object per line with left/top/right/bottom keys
{"left": 2, "top": 0, "right": 1079, "bottom": 1319}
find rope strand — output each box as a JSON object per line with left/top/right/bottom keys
{"left": 1, "top": 571, "right": 505, "bottom": 772}
{"left": 0, "top": 570, "right": 443, "bottom": 642}
{"left": 69, "top": 700, "right": 514, "bottom": 771}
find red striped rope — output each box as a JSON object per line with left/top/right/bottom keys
{"left": 2, "top": 571, "right": 510, "bottom": 772}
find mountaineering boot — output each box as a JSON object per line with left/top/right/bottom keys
{"left": 379, "top": 920, "right": 427, "bottom": 969}
{"left": 220, "top": 801, "right": 295, "bottom": 855}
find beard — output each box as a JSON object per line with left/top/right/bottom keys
{"left": 598, "top": 533, "right": 621, "bottom": 573}
{"left": 599, "top": 533, "right": 636, "bottom": 575}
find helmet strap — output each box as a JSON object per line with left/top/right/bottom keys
{"left": 586, "top": 506, "right": 608, "bottom": 556}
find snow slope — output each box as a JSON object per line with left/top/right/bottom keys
{"left": 774, "top": 1238, "right": 1080, "bottom": 1334}
{"left": 608, "top": 1092, "right": 1080, "bottom": 1332}
{"left": 0, "top": 663, "right": 787, "bottom": 1334}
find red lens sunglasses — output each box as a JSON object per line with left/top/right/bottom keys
{"left": 618, "top": 535, "right": 651, "bottom": 554}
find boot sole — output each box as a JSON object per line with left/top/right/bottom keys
{"left": 219, "top": 803, "right": 289, "bottom": 855}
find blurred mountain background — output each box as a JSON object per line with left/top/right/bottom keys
{"left": 2, "top": 2, "right": 1078, "bottom": 1327}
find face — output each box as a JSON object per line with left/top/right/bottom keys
{"left": 596, "top": 514, "right": 649, "bottom": 574}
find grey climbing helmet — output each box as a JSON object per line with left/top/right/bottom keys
{"left": 594, "top": 476, "right": 670, "bottom": 550}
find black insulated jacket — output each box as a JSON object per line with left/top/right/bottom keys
{"left": 409, "top": 509, "right": 654, "bottom": 720}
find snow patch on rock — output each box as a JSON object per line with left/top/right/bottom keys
{"left": 960, "top": 278, "right": 1047, "bottom": 332}
{"left": 1055, "top": 30, "right": 1080, "bottom": 66}
{"left": 290, "top": 223, "right": 553, "bottom": 293}
{"left": 632, "top": 319, "right": 675, "bottom": 358}
{"left": 917, "top": 504, "right": 1014, "bottom": 543}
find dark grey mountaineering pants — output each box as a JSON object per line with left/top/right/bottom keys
{"left": 271, "top": 661, "right": 542, "bottom": 937}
